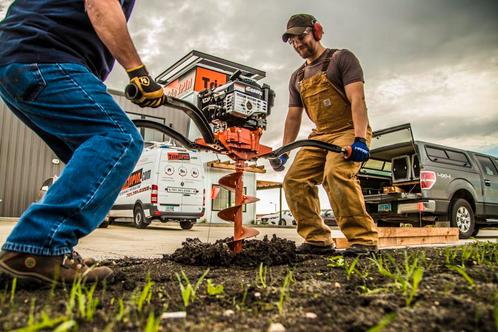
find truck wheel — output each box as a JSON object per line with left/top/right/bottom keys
{"left": 133, "top": 205, "right": 150, "bottom": 229}
{"left": 180, "top": 220, "right": 195, "bottom": 230}
{"left": 450, "top": 199, "right": 475, "bottom": 239}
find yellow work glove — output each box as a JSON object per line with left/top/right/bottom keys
{"left": 125, "top": 65, "right": 165, "bottom": 108}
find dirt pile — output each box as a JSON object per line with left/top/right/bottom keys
{"left": 166, "top": 235, "right": 298, "bottom": 267}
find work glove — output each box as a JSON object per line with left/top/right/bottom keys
{"left": 345, "top": 137, "right": 370, "bottom": 162}
{"left": 269, "top": 153, "right": 289, "bottom": 172}
{"left": 125, "top": 65, "right": 165, "bottom": 108}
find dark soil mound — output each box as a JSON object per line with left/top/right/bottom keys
{"left": 166, "top": 234, "right": 297, "bottom": 267}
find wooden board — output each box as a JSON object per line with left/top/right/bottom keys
{"left": 333, "top": 227, "right": 459, "bottom": 249}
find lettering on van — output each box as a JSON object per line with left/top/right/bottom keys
{"left": 122, "top": 169, "right": 143, "bottom": 190}
{"left": 142, "top": 170, "right": 151, "bottom": 181}
{"left": 167, "top": 187, "right": 199, "bottom": 194}
{"left": 168, "top": 152, "right": 190, "bottom": 160}
{"left": 126, "top": 185, "right": 151, "bottom": 197}
{"left": 122, "top": 168, "right": 151, "bottom": 190}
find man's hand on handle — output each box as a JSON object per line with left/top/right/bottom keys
{"left": 344, "top": 137, "right": 369, "bottom": 162}
{"left": 126, "top": 65, "right": 165, "bottom": 108}
{"left": 270, "top": 153, "right": 289, "bottom": 172}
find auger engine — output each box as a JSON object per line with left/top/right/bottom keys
{"left": 197, "top": 70, "right": 275, "bottom": 131}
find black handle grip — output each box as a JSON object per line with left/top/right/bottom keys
{"left": 125, "top": 83, "right": 141, "bottom": 100}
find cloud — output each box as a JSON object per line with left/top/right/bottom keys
{"left": 367, "top": 54, "right": 498, "bottom": 153}
{"left": 2, "top": 0, "right": 497, "bottom": 174}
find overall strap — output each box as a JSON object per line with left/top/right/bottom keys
{"left": 320, "top": 48, "right": 337, "bottom": 73}
{"left": 296, "top": 63, "right": 306, "bottom": 83}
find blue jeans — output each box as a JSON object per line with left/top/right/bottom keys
{"left": 0, "top": 63, "right": 144, "bottom": 256}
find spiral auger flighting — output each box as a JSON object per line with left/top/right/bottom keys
{"left": 217, "top": 160, "right": 260, "bottom": 253}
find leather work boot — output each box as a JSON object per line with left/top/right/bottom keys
{"left": 296, "top": 243, "right": 336, "bottom": 255}
{"left": 0, "top": 250, "right": 113, "bottom": 285}
{"left": 343, "top": 244, "right": 378, "bottom": 257}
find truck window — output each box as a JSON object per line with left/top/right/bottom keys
{"left": 476, "top": 156, "right": 498, "bottom": 176}
{"left": 425, "top": 146, "right": 471, "bottom": 167}
{"left": 360, "top": 159, "right": 391, "bottom": 177}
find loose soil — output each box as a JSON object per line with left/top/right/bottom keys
{"left": 0, "top": 238, "right": 496, "bottom": 332}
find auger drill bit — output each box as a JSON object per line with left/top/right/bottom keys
{"left": 217, "top": 160, "right": 260, "bottom": 253}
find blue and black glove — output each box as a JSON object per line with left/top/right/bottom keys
{"left": 269, "top": 153, "right": 289, "bottom": 172}
{"left": 345, "top": 137, "right": 370, "bottom": 162}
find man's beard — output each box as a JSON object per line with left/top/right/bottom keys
{"left": 295, "top": 43, "right": 314, "bottom": 59}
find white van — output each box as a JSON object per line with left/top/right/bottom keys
{"left": 108, "top": 143, "right": 205, "bottom": 229}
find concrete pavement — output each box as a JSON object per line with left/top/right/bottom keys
{"left": 0, "top": 218, "right": 496, "bottom": 259}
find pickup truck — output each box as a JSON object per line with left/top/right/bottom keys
{"left": 358, "top": 123, "right": 498, "bottom": 238}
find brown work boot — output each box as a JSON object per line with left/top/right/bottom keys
{"left": 343, "top": 244, "right": 378, "bottom": 257}
{"left": 0, "top": 250, "right": 113, "bottom": 286}
{"left": 296, "top": 243, "right": 336, "bottom": 255}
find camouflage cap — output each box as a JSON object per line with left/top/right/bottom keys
{"left": 282, "top": 14, "right": 317, "bottom": 42}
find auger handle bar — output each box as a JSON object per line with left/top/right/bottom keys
{"left": 260, "top": 139, "right": 352, "bottom": 159}
{"left": 125, "top": 82, "right": 215, "bottom": 144}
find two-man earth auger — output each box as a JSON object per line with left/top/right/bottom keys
{"left": 125, "top": 71, "right": 351, "bottom": 253}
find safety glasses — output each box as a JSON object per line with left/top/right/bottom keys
{"left": 287, "top": 29, "right": 312, "bottom": 45}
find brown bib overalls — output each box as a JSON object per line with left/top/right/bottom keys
{"left": 283, "top": 50, "right": 378, "bottom": 247}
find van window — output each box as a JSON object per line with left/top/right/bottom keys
{"left": 476, "top": 156, "right": 498, "bottom": 176}
{"left": 212, "top": 185, "right": 247, "bottom": 212}
{"left": 425, "top": 146, "right": 471, "bottom": 167}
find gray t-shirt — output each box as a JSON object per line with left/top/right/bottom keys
{"left": 288, "top": 49, "right": 364, "bottom": 107}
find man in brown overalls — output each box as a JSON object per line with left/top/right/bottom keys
{"left": 270, "top": 14, "right": 378, "bottom": 255}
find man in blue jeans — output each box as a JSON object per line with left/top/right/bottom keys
{"left": 0, "top": 0, "right": 166, "bottom": 285}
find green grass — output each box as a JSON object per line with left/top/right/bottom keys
{"left": 176, "top": 269, "right": 209, "bottom": 309}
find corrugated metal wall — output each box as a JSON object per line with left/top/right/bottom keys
{"left": 0, "top": 101, "right": 64, "bottom": 217}
{"left": 0, "top": 89, "right": 189, "bottom": 217}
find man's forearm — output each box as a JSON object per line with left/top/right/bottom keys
{"left": 282, "top": 112, "right": 302, "bottom": 145}
{"left": 85, "top": 0, "right": 142, "bottom": 70}
{"left": 351, "top": 97, "right": 369, "bottom": 139}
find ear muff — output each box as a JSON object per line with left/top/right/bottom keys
{"left": 311, "top": 20, "right": 324, "bottom": 41}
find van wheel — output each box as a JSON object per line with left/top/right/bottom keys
{"left": 450, "top": 199, "right": 475, "bottom": 239}
{"left": 98, "top": 218, "right": 110, "bottom": 228}
{"left": 279, "top": 219, "right": 286, "bottom": 226}
{"left": 133, "top": 205, "right": 150, "bottom": 229}
{"left": 180, "top": 220, "right": 195, "bottom": 230}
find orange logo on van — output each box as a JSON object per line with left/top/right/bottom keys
{"left": 122, "top": 169, "right": 143, "bottom": 190}
{"left": 168, "top": 152, "right": 190, "bottom": 160}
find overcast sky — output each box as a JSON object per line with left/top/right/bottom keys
{"left": 1, "top": 0, "right": 497, "bottom": 212}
